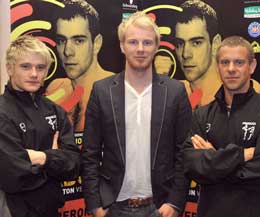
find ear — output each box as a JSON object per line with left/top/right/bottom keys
{"left": 249, "top": 58, "right": 257, "bottom": 75}
{"left": 211, "top": 33, "right": 222, "bottom": 56}
{"left": 120, "top": 41, "right": 125, "bottom": 54}
{"left": 6, "top": 64, "right": 13, "bottom": 77}
{"left": 93, "top": 34, "right": 103, "bottom": 55}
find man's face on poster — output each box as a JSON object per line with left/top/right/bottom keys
{"left": 174, "top": 18, "right": 213, "bottom": 82}
{"left": 56, "top": 16, "right": 94, "bottom": 80}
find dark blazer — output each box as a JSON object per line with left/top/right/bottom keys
{"left": 82, "top": 71, "right": 192, "bottom": 212}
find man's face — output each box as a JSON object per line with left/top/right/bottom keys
{"left": 7, "top": 52, "right": 47, "bottom": 93}
{"left": 120, "top": 25, "right": 158, "bottom": 72}
{"left": 175, "top": 18, "right": 213, "bottom": 82}
{"left": 56, "top": 16, "right": 94, "bottom": 80}
{"left": 217, "top": 46, "right": 256, "bottom": 94}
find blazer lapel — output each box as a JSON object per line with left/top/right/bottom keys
{"left": 110, "top": 72, "right": 126, "bottom": 165}
{"left": 151, "top": 73, "right": 167, "bottom": 169}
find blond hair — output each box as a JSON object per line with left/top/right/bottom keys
{"left": 118, "top": 11, "right": 160, "bottom": 45}
{"left": 6, "top": 35, "right": 53, "bottom": 69}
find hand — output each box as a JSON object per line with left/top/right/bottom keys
{"left": 158, "top": 204, "right": 179, "bottom": 217}
{"left": 52, "top": 131, "right": 59, "bottom": 149}
{"left": 26, "top": 149, "right": 46, "bottom": 165}
{"left": 191, "top": 134, "right": 215, "bottom": 150}
{"left": 93, "top": 207, "right": 108, "bottom": 217}
{"left": 244, "top": 147, "right": 255, "bottom": 162}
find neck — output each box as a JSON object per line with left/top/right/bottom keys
{"left": 190, "top": 60, "right": 221, "bottom": 94}
{"left": 224, "top": 90, "right": 233, "bottom": 106}
{"left": 125, "top": 65, "right": 153, "bottom": 94}
{"left": 71, "top": 59, "right": 99, "bottom": 87}
{"left": 224, "top": 81, "right": 251, "bottom": 106}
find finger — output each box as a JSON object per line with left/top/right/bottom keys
{"left": 194, "top": 135, "right": 216, "bottom": 150}
{"left": 206, "top": 141, "right": 216, "bottom": 150}
{"left": 52, "top": 131, "right": 59, "bottom": 149}
{"left": 191, "top": 136, "right": 202, "bottom": 149}
{"left": 194, "top": 134, "right": 207, "bottom": 144}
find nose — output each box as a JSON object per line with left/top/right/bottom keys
{"left": 30, "top": 67, "right": 38, "bottom": 77}
{"left": 64, "top": 40, "right": 75, "bottom": 57}
{"left": 137, "top": 42, "right": 144, "bottom": 52}
{"left": 182, "top": 43, "right": 192, "bottom": 60}
{"left": 228, "top": 62, "right": 235, "bottom": 72}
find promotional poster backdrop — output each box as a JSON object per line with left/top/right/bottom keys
{"left": 10, "top": 0, "right": 260, "bottom": 216}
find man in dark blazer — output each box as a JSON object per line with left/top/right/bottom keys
{"left": 82, "top": 12, "right": 192, "bottom": 217}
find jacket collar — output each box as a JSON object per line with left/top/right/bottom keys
{"left": 4, "top": 81, "right": 44, "bottom": 105}
{"left": 215, "top": 80, "right": 255, "bottom": 109}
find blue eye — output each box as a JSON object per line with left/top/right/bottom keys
{"left": 234, "top": 59, "right": 245, "bottom": 66}
{"left": 143, "top": 40, "right": 153, "bottom": 46}
{"left": 220, "top": 59, "right": 230, "bottom": 65}
{"left": 127, "top": 40, "right": 138, "bottom": 46}
{"left": 19, "top": 63, "right": 47, "bottom": 72}
{"left": 35, "top": 64, "right": 47, "bottom": 71}
{"left": 20, "top": 63, "right": 31, "bottom": 70}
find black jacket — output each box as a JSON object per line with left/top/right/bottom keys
{"left": 184, "top": 83, "right": 260, "bottom": 217}
{"left": 0, "top": 83, "right": 80, "bottom": 217}
{"left": 82, "top": 71, "right": 192, "bottom": 212}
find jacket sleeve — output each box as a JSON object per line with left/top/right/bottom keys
{"left": 0, "top": 116, "right": 47, "bottom": 193}
{"left": 81, "top": 83, "right": 103, "bottom": 211}
{"left": 43, "top": 106, "right": 80, "bottom": 181}
{"left": 167, "top": 85, "right": 192, "bottom": 211}
{"left": 183, "top": 109, "right": 245, "bottom": 184}
{"left": 230, "top": 135, "right": 260, "bottom": 182}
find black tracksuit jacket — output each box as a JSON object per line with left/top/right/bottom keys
{"left": 0, "top": 83, "right": 80, "bottom": 217}
{"left": 184, "top": 83, "right": 260, "bottom": 217}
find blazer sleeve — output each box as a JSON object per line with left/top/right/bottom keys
{"left": 81, "top": 83, "right": 103, "bottom": 211}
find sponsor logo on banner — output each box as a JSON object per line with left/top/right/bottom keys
{"left": 252, "top": 41, "right": 260, "bottom": 53}
{"left": 59, "top": 199, "right": 91, "bottom": 217}
{"left": 244, "top": 0, "right": 260, "bottom": 3}
{"left": 122, "top": 13, "right": 133, "bottom": 20}
{"left": 248, "top": 22, "right": 260, "bottom": 37}
{"left": 122, "top": 0, "right": 138, "bottom": 11}
{"left": 244, "top": 6, "right": 260, "bottom": 18}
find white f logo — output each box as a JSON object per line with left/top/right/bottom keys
{"left": 45, "top": 115, "right": 57, "bottom": 130}
{"left": 242, "top": 122, "right": 256, "bottom": 140}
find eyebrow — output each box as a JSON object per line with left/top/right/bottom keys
{"left": 189, "top": 36, "right": 205, "bottom": 41}
{"left": 174, "top": 36, "right": 205, "bottom": 43}
{"left": 56, "top": 34, "right": 88, "bottom": 40}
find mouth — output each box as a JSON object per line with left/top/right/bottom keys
{"left": 64, "top": 63, "right": 77, "bottom": 67}
{"left": 135, "top": 56, "right": 146, "bottom": 59}
{"left": 226, "top": 77, "right": 239, "bottom": 80}
{"left": 182, "top": 65, "right": 196, "bottom": 72}
{"left": 27, "top": 81, "right": 40, "bottom": 85}
{"left": 183, "top": 65, "right": 195, "bottom": 69}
